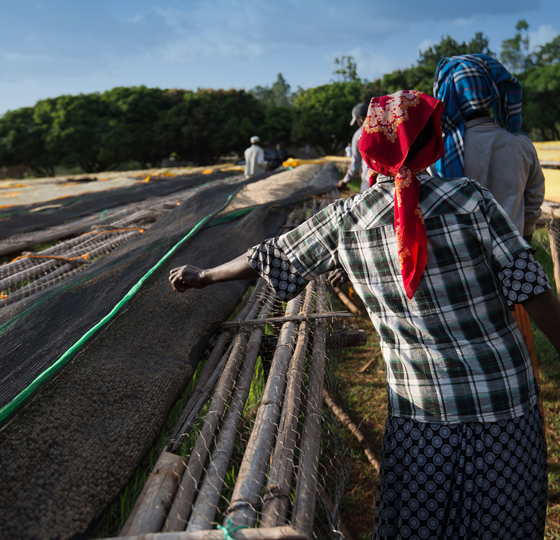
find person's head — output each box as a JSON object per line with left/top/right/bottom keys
{"left": 250, "top": 136, "right": 261, "bottom": 145}
{"left": 433, "top": 53, "right": 522, "bottom": 177}
{"left": 357, "top": 90, "right": 444, "bottom": 299}
{"left": 358, "top": 90, "right": 444, "bottom": 179}
{"left": 350, "top": 103, "right": 368, "bottom": 127}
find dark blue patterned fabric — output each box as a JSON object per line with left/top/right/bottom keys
{"left": 374, "top": 405, "right": 547, "bottom": 539}
{"left": 433, "top": 54, "right": 522, "bottom": 178}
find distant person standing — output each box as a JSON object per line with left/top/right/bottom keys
{"left": 244, "top": 136, "right": 268, "bottom": 177}
{"left": 344, "top": 142, "right": 352, "bottom": 157}
{"left": 337, "top": 103, "right": 370, "bottom": 192}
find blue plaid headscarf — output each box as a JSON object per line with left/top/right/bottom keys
{"left": 433, "top": 53, "right": 522, "bottom": 178}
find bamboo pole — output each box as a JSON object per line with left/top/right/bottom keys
{"left": 224, "top": 295, "right": 303, "bottom": 529}
{"left": 291, "top": 277, "right": 328, "bottom": 539}
{"left": 103, "top": 525, "right": 307, "bottom": 540}
{"left": 322, "top": 390, "right": 380, "bottom": 473}
{"left": 120, "top": 451, "right": 187, "bottom": 536}
{"left": 186, "top": 294, "right": 276, "bottom": 532}
{"left": 260, "top": 282, "right": 316, "bottom": 527}
{"left": 163, "top": 332, "right": 250, "bottom": 531}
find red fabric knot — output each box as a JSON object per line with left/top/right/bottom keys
{"left": 357, "top": 90, "right": 444, "bottom": 299}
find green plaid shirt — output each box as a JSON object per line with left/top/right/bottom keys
{"left": 250, "top": 173, "right": 544, "bottom": 423}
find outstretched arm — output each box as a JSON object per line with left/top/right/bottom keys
{"left": 169, "top": 254, "right": 259, "bottom": 293}
{"left": 522, "top": 289, "right": 560, "bottom": 356}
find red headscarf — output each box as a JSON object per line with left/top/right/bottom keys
{"left": 357, "top": 90, "right": 444, "bottom": 299}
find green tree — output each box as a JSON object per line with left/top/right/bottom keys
{"left": 501, "top": 19, "right": 530, "bottom": 73}
{"left": 38, "top": 93, "right": 119, "bottom": 173}
{"left": 418, "top": 33, "right": 494, "bottom": 70}
{"left": 250, "top": 73, "right": 293, "bottom": 109}
{"left": 292, "top": 81, "right": 363, "bottom": 155}
{"left": 172, "top": 89, "right": 265, "bottom": 164}
{"left": 0, "top": 107, "right": 54, "bottom": 177}
{"left": 533, "top": 34, "right": 560, "bottom": 66}
{"left": 262, "top": 106, "right": 295, "bottom": 148}
{"left": 518, "top": 63, "right": 560, "bottom": 140}
{"left": 101, "top": 86, "right": 171, "bottom": 168}
{"left": 333, "top": 56, "right": 359, "bottom": 82}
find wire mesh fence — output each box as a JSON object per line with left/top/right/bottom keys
{"left": 95, "top": 195, "right": 367, "bottom": 540}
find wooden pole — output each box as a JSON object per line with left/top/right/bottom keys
{"left": 332, "top": 285, "right": 361, "bottom": 317}
{"left": 260, "top": 282, "right": 316, "bottom": 527}
{"left": 322, "top": 390, "right": 380, "bottom": 473}
{"left": 224, "top": 295, "right": 303, "bottom": 529}
{"left": 166, "top": 282, "right": 269, "bottom": 453}
{"left": 291, "top": 277, "right": 328, "bottom": 539}
{"left": 186, "top": 295, "right": 276, "bottom": 532}
{"left": 103, "top": 525, "right": 307, "bottom": 540}
{"left": 163, "top": 331, "right": 250, "bottom": 531}
{"left": 220, "top": 312, "right": 353, "bottom": 328}
{"left": 120, "top": 451, "right": 187, "bottom": 536}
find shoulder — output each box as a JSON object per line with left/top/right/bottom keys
{"left": 419, "top": 174, "right": 490, "bottom": 216}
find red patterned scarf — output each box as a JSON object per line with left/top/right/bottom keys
{"left": 357, "top": 90, "right": 444, "bottom": 299}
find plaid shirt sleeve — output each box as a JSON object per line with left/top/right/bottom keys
{"left": 247, "top": 198, "right": 351, "bottom": 298}
{"left": 275, "top": 198, "right": 350, "bottom": 278}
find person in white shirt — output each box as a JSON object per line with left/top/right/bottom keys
{"left": 244, "top": 136, "right": 268, "bottom": 177}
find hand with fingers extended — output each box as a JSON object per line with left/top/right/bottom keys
{"left": 169, "top": 265, "right": 209, "bottom": 293}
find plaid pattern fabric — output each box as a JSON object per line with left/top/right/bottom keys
{"left": 259, "top": 173, "right": 543, "bottom": 423}
{"left": 433, "top": 54, "right": 522, "bottom": 178}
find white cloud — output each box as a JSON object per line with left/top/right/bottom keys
{"left": 529, "top": 24, "right": 559, "bottom": 52}
{"left": 416, "top": 39, "right": 435, "bottom": 56}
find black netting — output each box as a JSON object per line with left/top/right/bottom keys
{"left": 0, "top": 164, "right": 339, "bottom": 540}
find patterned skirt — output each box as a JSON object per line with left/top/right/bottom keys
{"left": 373, "top": 405, "right": 548, "bottom": 540}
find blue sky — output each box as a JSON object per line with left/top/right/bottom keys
{"left": 1, "top": 0, "right": 559, "bottom": 117}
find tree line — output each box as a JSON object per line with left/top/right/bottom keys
{"left": 1, "top": 20, "right": 558, "bottom": 176}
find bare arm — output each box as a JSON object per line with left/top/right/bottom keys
{"left": 169, "top": 254, "right": 259, "bottom": 293}
{"left": 521, "top": 289, "right": 560, "bottom": 356}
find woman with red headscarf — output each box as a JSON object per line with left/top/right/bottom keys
{"left": 170, "top": 91, "right": 560, "bottom": 539}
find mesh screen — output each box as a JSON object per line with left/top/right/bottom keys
{"left": 0, "top": 164, "right": 339, "bottom": 540}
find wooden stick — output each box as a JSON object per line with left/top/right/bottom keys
{"left": 260, "top": 282, "right": 316, "bottom": 527}
{"left": 225, "top": 295, "right": 303, "bottom": 529}
{"left": 332, "top": 286, "right": 361, "bottom": 317}
{"left": 322, "top": 390, "right": 380, "bottom": 473}
{"left": 163, "top": 332, "right": 250, "bottom": 532}
{"left": 291, "top": 277, "right": 328, "bottom": 539}
{"left": 102, "top": 525, "right": 307, "bottom": 540}
{"left": 186, "top": 295, "right": 276, "bottom": 532}
{"left": 120, "top": 451, "right": 187, "bottom": 536}
{"left": 326, "top": 329, "right": 367, "bottom": 351}
{"left": 167, "top": 281, "right": 269, "bottom": 452}
{"left": 220, "top": 312, "right": 353, "bottom": 328}
{"left": 358, "top": 351, "right": 382, "bottom": 374}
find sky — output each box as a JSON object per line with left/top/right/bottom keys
{"left": 1, "top": 0, "right": 559, "bottom": 117}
